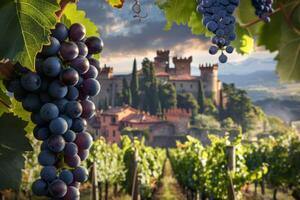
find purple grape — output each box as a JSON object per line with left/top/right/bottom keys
{"left": 53, "top": 98, "right": 69, "bottom": 113}
{"left": 51, "top": 23, "right": 69, "bottom": 42}
{"left": 60, "top": 42, "right": 79, "bottom": 61}
{"left": 64, "top": 142, "right": 78, "bottom": 156}
{"left": 40, "top": 103, "right": 59, "bottom": 121}
{"left": 73, "top": 166, "right": 88, "bottom": 183}
{"left": 49, "top": 117, "right": 68, "bottom": 135}
{"left": 71, "top": 118, "right": 87, "bottom": 132}
{"left": 63, "top": 186, "right": 80, "bottom": 200}
{"left": 48, "top": 179, "right": 67, "bottom": 198}
{"left": 38, "top": 150, "right": 56, "bottom": 166}
{"left": 76, "top": 42, "right": 88, "bottom": 57}
{"left": 65, "top": 101, "right": 83, "bottom": 118}
{"left": 49, "top": 80, "right": 68, "bottom": 99}
{"left": 41, "top": 36, "right": 60, "bottom": 56}
{"left": 70, "top": 56, "right": 90, "bottom": 74}
{"left": 40, "top": 166, "right": 57, "bottom": 182}
{"left": 83, "top": 65, "right": 98, "bottom": 79}
{"left": 65, "top": 154, "right": 81, "bottom": 168}
{"left": 60, "top": 68, "right": 79, "bottom": 86}
{"left": 69, "top": 23, "right": 86, "bottom": 41}
{"left": 42, "top": 57, "right": 62, "bottom": 77}
{"left": 47, "top": 135, "right": 66, "bottom": 153}
{"left": 219, "top": 53, "right": 228, "bottom": 63}
{"left": 64, "top": 130, "right": 77, "bottom": 142}
{"left": 31, "top": 112, "right": 46, "bottom": 125}
{"left": 82, "top": 78, "right": 100, "bottom": 97}
{"left": 66, "top": 86, "right": 79, "bottom": 100}
{"left": 60, "top": 170, "right": 74, "bottom": 185}
{"left": 60, "top": 114, "right": 73, "bottom": 129}
{"left": 80, "top": 99, "right": 96, "bottom": 119}
{"left": 32, "top": 179, "right": 48, "bottom": 196}
{"left": 20, "top": 72, "right": 41, "bottom": 92}
{"left": 75, "top": 132, "right": 93, "bottom": 150}
{"left": 85, "top": 36, "right": 104, "bottom": 54}
{"left": 88, "top": 58, "right": 100, "bottom": 72}
{"left": 78, "top": 149, "right": 89, "bottom": 161}
{"left": 22, "top": 94, "right": 41, "bottom": 112}
{"left": 33, "top": 126, "right": 50, "bottom": 141}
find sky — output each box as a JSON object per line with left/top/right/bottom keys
{"left": 78, "top": 0, "right": 277, "bottom": 75}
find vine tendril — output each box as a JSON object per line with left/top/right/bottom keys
{"left": 132, "top": 0, "right": 148, "bottom": 21}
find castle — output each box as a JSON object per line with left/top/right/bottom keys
{"left": 93, "top": 50, "right": 223, "bottom": 108}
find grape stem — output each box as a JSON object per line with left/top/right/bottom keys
{"left": 55, "top": 0, "right": 76, "bottom": 19}
{"left": 240, "top": 7, "right": 281, "bottom": 28}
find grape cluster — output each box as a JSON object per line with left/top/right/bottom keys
{"left": 197, "top": 0, "right": 240, "bottom": 63}
{"left": 5, "top": 22, "right": 103, "bottom": 199}
{"left": 251, "top": 0, "right": 273, "bottom": 22}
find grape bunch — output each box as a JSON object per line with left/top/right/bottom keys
{"left": 197, "top": 0, "right": 240, "bottom": 63}
{"left": 251, "top": 0, "right": 273, "bottom": 22}
{"left": 5, "top": 22, "right": 103, "bottom": 199}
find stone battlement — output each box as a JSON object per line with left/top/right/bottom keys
{"left": 156, "top": 50, "right": 170, "bottom": 57}
{"left": 164, "top": 108, "right": 192, "bottom": 117}
{"left": 100, "top": 66, "right": 114, "bottom": 73}
{"left": 199, "top": 63, "right": 218, "bottom": 70}
{"left": 173, "top": 56, "right": 193, "bottom": 64}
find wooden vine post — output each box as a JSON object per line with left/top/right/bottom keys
{"left": 131, "top": 149, "right": 140, "bottom": 200}
{"left": 226, "top": 145, "right": 236, "bottom": 200}
{"left": 92, "top": 162, "right": 99, "bottom": 200}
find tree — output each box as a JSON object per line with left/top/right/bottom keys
{"left": 177, "top": 92, "right": 199, "bottom": 116}
{"left": 122, "top": 78, "right": 132, "bottom": 105}
{"left": 130, "top": 58, "right": 140, "bottom": 108}
{"left": 204, "top": 98, "right": 218, "bottom": 116}
{"left": 193, "top": 114, "right": 221, "bottom": 129}
{"left": 221, "top": 117, "right": 237, "bottom": 129}
{"left": 159, "top": 82, "right": 177, "bottom": 111}
{"left": 198, "top": 80, "right": 205, "bottom": 113}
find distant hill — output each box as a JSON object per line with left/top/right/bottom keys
{"left": 219, "top": 70, "right": 279, "bottom": 88}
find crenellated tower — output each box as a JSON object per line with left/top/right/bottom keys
{"left": 173, "top": 56, "right": 192, "bottom": 76}
{"left": 199, "top": 63, "right": 221, "bottom": 106}
{"left": 99, "top": 65, "right": 114, "bottom": 79}
{"left": 154, "top": 50, "right": 170, "bottom": 73}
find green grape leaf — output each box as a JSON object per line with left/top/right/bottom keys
{"left": 0, "top": 113, "right": 32, "bottom": 190}
{"left": 188, "top": 12, "right": 211, "bottom": 37}
{"left": 106, "top": 0, "right": 125, "bottom": 8}
{"left": 276, "top": 22, "right": 300, "bottom": 82}
{"left": 62, "top": 3, "right": 99, "bottom": 37}
{"left": 0, "top": 0, "right": 59, "bottom": 71}
{"left": 257, "top": 12, "right": 284, "bottom": 52}
{"left": 231, "top": 24, "right": 254, "bottom": 55}
{"left": 0, "top": 83, "right": 12, "bottom": 115}
{"left": 160, "top": 0, "right": 197, "bottom": 30}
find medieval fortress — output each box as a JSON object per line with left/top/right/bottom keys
{"left": 94, "top": 50, "right": 223, "bottom": 108}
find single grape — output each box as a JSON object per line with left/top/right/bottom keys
{"left": 78, "top": 149, "right": 89, "bottom": 161}
{"left": 40, "top": 103, "right": 59, "bottom": 121}
{"left": 40, "top": 166, "right": 57, "bottom": 182}
{"left": 85, "top": 36, "right": 104, "bottom": 54}
{"left": 8, "top": 79, "right": 26, "bottom": 100}
{"left": 63, "top": 186, "right": 80, "bottom": 200}
{"left": 60, "top": 41, "right": 79, "bottom": 61}
{"left": 76, "top": 42, "right": 89, "bottom": 57}
{"left": 59, "top": 170, "right": 74, "bottom": 185}
{"left": 209, "top": 46, "right": 218, "bottom": 55}
{"left": 70, "top": 56, "right": 90, "bottom": 75}
{"left": 73, "top": 166, "right": 88, "bottom": 183}
{"left": 82, "top": 78, "right": 101, "bottom": 97}
{"left": 66, "top": 86, "right": 79, "bottom": 101}
{"left": 60, "top": 68, "right": 79, "bottom": 86}
{"left": 31, "top": 112, "right": 46, "bottom": 126}
{"left": 88, "top": 58, "right": 101, "bottom": 72}
{"left": 20, "top": 72, "right": 41, "bottom": 92}
{"left": 51, "top": 23, "right": 69, "bottom": 42}
{"left": 32, "top": 179, "right": 48, "bottom": 196}
{"left": 219, "top": 53, "right": 228, "bottom": 63}
{"left": 226, "top": 46, "right": 234, "bottom": 53}
{"left": 49, "top": 80, "right": 68, "bottom": 99}
{"left": 69, "top": 23, "right": 86, "bottom": 41}
{"left": 74, "top": 132, "right": 93, "bottom": 150}
{"left": 33, "top": 126, "right": 50, "bottom": 141}
{"left": 47, "top": 135, "right": 66, "bottom": 153}
{"left": 42, "top": 57, "right": 62, "bottom": 77}
{"left": 64, "top": 130, "right": 77, "bottom": 142}
{"left": 83, "top": 65, "right": 98, "bottom": 79}
{"left": 49, "top": 117, "right": 68, "bottom": 135}
{"left": 48, "top": 179, "right": 67, "bottom": 198}
{"left": 38, "top": 150, "right": 56, "bottom": 166}
{"left": 206, "top": 21, "right": 218, "bottom": 32}
{"left": 41, "top": 36, "right": 61, "bottom": 56}
{"left": 64, "top": 142, "right": 78, "bottom": 156}
{"left": 65, "top": 101, "right": 83, "bottom": 118}
{"left": 60, "top": 115, "right": 73, "bottom": 129}
{"left": 80, "top": 99, "right": 96, "bottom": 119}
{"left": 53, "top": 98, "right": 69, "bottom": 113}
{"left": 65, "top": 154, "right": 81, "bottom": 168}
{"left": 71, "top": 118, "right": 87, "bottom": 132}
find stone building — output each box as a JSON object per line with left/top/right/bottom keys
{"left": 93, "top": 50, "right": 223, "bottom": 108}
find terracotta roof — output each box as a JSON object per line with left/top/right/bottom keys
{"left": 122, "top": 113, "right": 162, "bottom": 124}
{"left": 102, "top": 106, "right": 137, "bottom": 116}
{"left": 156, "top": 72, "right": 170, "bottom": 77}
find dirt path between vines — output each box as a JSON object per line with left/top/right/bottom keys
{"left": 152, "top": 159, "right": 186, "bottom": 200}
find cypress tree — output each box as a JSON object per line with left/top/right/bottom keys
{"left": 198, "top": 80, "right": 205, "bottom": 113}
{"left": 122, "top": 78, "right": 132, "bottom": 105}
{"left": 130, "top": 58, "right": 140, "bottom": 108}
{"left": 103, "top": 98, "right": 109, "bottom": 111}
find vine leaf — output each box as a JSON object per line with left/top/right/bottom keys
{"left": 0, "top": 81, "right": 12, "bottom": 115}
{"left": 0, "top": 0, "right": 59, "bottom": 71}
{"left": 62, "top": 3, "right": 99, "bottom": 37}
{"left": 106, "top": 0, "right": 125, "bottom": 8}
{"left": 0, "top": 113, "right": 32, "bottom": 190}
{"left": 188, "top": 12, "right": 212, "bottom": 37}
{"left": 231, "top": 24, "right": 254, "bottom": 55}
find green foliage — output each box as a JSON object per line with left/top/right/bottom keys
{"left": 122, "top": 78, "right": 132, "bottom": 106}
{"left": 177, "top": 92, "right": 199, "bottom": 115}
{"left": 130, "top": 59, "right": 140, "bottom": 108}
{"left": 0, "top": 0, "right": 59, "bottom": 71}
{"left": 61, "top": 3, "right": 99, "bottom": 37}
{"left": 159, "top": 82, "right": 177, "bottom": 111}
{"left": 170, "top": 135, "right": 266, "bottom": 199}
{"left": 193, "top": 114, "right": 221, "bottom": 130}
{"left": 197, "top": 80, "right": 205, "bottom": 113}
{"left": 0, "top": 113, "right": 32, "bottom": 190}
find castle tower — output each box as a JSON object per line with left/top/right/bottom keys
{"left": 199, "top": 63, "right": 221, "bottom": 105}
{"left": 154, "top": 50, "right": 170, "bottom": 73}
{"left": 99, "top": 65, "right": 113, "bottom": 79}
{"left": 173, "top": 56, "right": 192, "bottom": 76}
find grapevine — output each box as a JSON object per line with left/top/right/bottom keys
{"left": 4, "top": 22, "right": 103, "bottom": 199}
{"left": 251, "top": 0, "right": 274, "bottom": 22}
